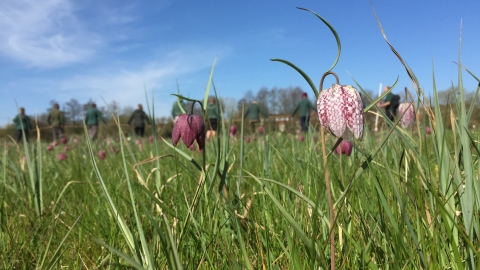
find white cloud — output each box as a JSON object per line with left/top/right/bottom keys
{"left": 0, "top": 0, "right": 102, "bottom": 67}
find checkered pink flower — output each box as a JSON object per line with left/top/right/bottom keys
{"left": 397, "top": 103, "right": 416, "bottom": 128}
{"left": 334, "top": 139, "right": 353, "bottom": 156}
{"left": 317, "top": 84, "right": 364, "bottom": 142}
{"left": 172, "top": 114, "right": 205, "bottom": 151}
{"left": 230, "top": 125, "right": 237, "bottom": 137}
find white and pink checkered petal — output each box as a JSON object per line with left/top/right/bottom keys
{"left": 317, "top": 90, "right": 332, "bottom": 129}
{"left": 327, "top": 87, "right": 346, "bottom": 138}
{"left": 340, "top": 85, "right": 364, "bottom": 141}
{"left": 399, "top": 103, "right": 415, "bottom": 128}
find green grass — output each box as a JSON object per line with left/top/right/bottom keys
{"left": 1, "top": 7, "right": 480, "bottom": 269}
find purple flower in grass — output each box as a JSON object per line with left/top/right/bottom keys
{"left": 149, "top": 135, "right": 154, "bottom": 143}
{"left": 58, "top": 153, "right": 67, "bottom": 161}
{"left": 334, "top": 139, "right": 353, "bottom": 156}
{"left": 298, "top": 135, "right": 305, "bottom": 142}
{"left": 398, "top": 103, "right": 416, "bottom": 128}
{"left": 64, "top": 146, "right": 69, "bottom": 152}
{"left": 245, "top": 137, "right": 251, "bottom": 144}
{"left": 230, "top": 125, "right": 237, "bottom": 137}
{"left": 98, "top": 150, "right": 106, "bottom": 160}
{"left": 317, "top": 72, "right": 364, "bottom": 142}
{"left": 47, "top": 145, "right": 53, "bottom": 151}
{"left": 426, "top": 126, "right": 432, "bottom": 134}
{"left": 172, "top": 114, "right": 205, "bottom": 151}
{"left": 52, "top": 140, "right": 58, "bottom": 146}
{"left": 61, "top": 137, "right": 67, "bottom": 144}
{"left": 258, "top": 126, "right": 264, "bottom": 134}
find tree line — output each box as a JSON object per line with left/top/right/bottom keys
{"left": 1, "top": 85, "right": 480, "bottom": 143}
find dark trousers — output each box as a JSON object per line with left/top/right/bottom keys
{"left": 250, "top": 121, "right": 258, "bottom": 133}
{"left": 134, "top": 127, "right": 145, "bottom": 137}
{"left": 16, "top": 130, "right": 29, "bottom": 142}
{"left": 52, "top": 126, "right": 64, "bottom": 140}
{"left": 300, "top": 115, "right": 310, "bottom": 132}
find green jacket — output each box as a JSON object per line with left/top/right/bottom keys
{"left": 85, "top": 108, "right": 106, "bottom": 125}
{"left": 128, "top": 109, "right": 150, "bottom": 128}
{"left": 291, "top": 98, "right": 317, "bottom": 117}
{"left": 171, "top": 101, "right": 185, "bottom": 118}
{"left": 207, "top": 103, "right": 220, "bottom": 119}
{"left": 13, "top": 114, "right": 32, "bottom": 130}
{"left": 48, "top": 109, "right": 65, "bottom": 127}
{"left": 384, "top": 92, "right": 394, "bottom": 103}
{"left": 244, "top": 103, "right": 267, "bottom": 122}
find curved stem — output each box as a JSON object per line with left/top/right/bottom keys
{"left": 319, "top": 71, "right": 340, "bottom": 92}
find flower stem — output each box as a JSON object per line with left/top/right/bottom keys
{"left": 321, "top": 126, "right": 335, "bottom": 270}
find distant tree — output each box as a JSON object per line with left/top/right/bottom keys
{"left": 82, "top": 99, "right": 96, "bottom": 112}
{"left": 438, "top": 86, "right": 458, "bottom": 105}
{"left": 64, "top": 99, "right": 82, "bottom": 124}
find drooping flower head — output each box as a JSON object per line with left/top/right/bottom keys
{"left": 58, "top": 153, "right": 67, "bottom": 161}
{"left": 52, "top": 140, "right": 59, "bottom": 146}
{"left": 298, "top": 135, "right": 305, "bottom": 142}
{"left": 398, "top": 102, "right": 416, "bottom": 128}
{"left": 230, "top": 125, "right": 237, "bottom": 137}
{"left": 317, "top": 72, "right": 364, "bottom": 142}
{"left": 98, "top": 150, "right": 106, "bottom": 160}
{"left": 258, "top": 126, "right": 264, "bottom": 134}
{"left": 149, "top": 135, "right": 154, "bottom": 143}
{"left": 172, "top": 114, "right": 206, "bottom": 151}
{"left": 64, "top": 146, "right": 69, "bottom": 152}
{"left": 61, "top": 137, "right": 67, "bottom": 144}
{"left": 334, "top": 139, "right": 353, "bottom": 156}
{"left": 425, "top": 126, "right": 432, "bottom": 134}
{"left": 47, "top": 145, "right": 53, "bottom": 151}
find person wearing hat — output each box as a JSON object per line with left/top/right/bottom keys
{"left": 48, "top": 103, "right": 65, "bottom": 141}
{"left": 84, "top": 103, "right": 106, "bottom": 140}
{"left": 291, "top": 92, "right": 317, "bottom": 132}
{"left": 128, "top": 104, "right": 151, "bottom": 137}
{"left": 13, "top": 107, "right": 32, "bottom": 142}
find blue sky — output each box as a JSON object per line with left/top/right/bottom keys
{"left": 1, "top": 0, "right": 479, "bottom": 127}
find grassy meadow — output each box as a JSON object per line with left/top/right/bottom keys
{"left": 2, "top": 8, "right": 480, "bottom": 270}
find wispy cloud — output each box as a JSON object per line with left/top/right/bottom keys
{"left": 0, "top": 0, "right": 102, "bottom": 68}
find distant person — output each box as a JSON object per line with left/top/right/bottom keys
{"left": 243, "top": 101, "right": 268, "bottom": 133}
{"left": 291, "top": 92, "right": 317, "bottom": 132}
{"left": 377, "top": 86, "right": 400, "bottom": 123}
{"left": 84, "top": 103, "right": 106, "bottom": 140}
{"left": 206, "top": 97, "right": 220, "bottom": 139}
{"left": 13, "top": 107, "right": 32, "bottom": 143}
{"left": 128, "top": 104, "right": 150, "bottom": 137}
{"left": 47, "top": 103, "right": 65, "bottom": 141}
{"left": 171, "top": 99, "right": 185, "bottom": 123}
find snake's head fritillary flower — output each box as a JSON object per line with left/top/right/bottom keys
{"left": 230, "top": 125, "right": 237, "bottom": 137}
{"left": 73, "top": 138, "right": 78, "bottom": 144}
{"left": 61, "top": 137, "right": 67, "bottom": 144}
{"left": 426, "top": 126, "right": 432, "bottom": 134}
{"left": 136, "top": 139, "right": 142, "bottom": 145}
{"left": 149, "top": 135, "right": 154, "bottom": 143}
{"left": 53, "top": 140, "right": 58, "bottom": 146}
{"left": 298, "top": 135, "right": 305, "bottom": 142}
{"left": 64, "top": 146, "right": 69, "bottom": 152}
{"left": 98, "top": 150, "right": 106, "bottom": 160}
{"left": 245, "top": 137, "right": 251, "bottom": 144}
{"left": 258, "top": 126, "right": 264, "bottom": 134}
{"left": 317, "top": 84, "right": 364, "bottom": 142}
{"left": 58, "top": 153, "right": 67, "bottom": 161}
{"left": 47, "top": 145, "right": 53, "bottom": 151}
{"left": 398, "top": 103, "right": 416, "bottom": 128}
{"left": 172, "top": 114, "right": 206, "bottom": 151}
{"left": 334, "top": 139, "right": 353, "bottom": 156}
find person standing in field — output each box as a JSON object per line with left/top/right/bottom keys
{"left": 13, "top": 107, "right": 32, "bottom": 143}
{"left": 84, "top": 103, "right": 106, "bottom": 140}
{"left": 171, "top": 99, "right": 185, "bottom": 123}
{"left": 47, "top": 103, "right": 65, "bottom": 141}
{"left": 291, "top": 92, "right": 317, "bottom": 132}
{"left": 206, "top": 97, "right": 220, "bottom": 139}
{"left": 243, "top": 101, "right": 268, "bottom": 133}
{"left": 377, "top": 86, "right": 399, "bottom": 124}
{"left": 128, "top": 104, "right": 150, "bottom": 137}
